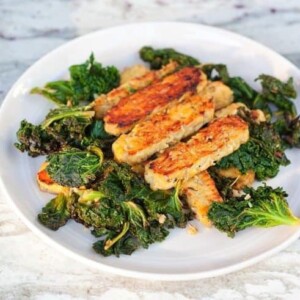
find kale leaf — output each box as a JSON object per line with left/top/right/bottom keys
{"left": 274, "top": 114, "right": 300, "bottom": 148}
{"left": 14, "top": 120, "right": 62, "bottom": 157}
{"left": 14, "top": 106, "right": 114, "bottom": 157}
{"left": 139, "top": 46, "right": 199, "bottom": 69}
{"left": 38, "top": 193, "right": 71, "bottom": 230}
{"left": 46, "top": 146, "right": 103, "bottom": 187}
{"left": 31, "top": 54, "right": 120, "bottom": 106}
{"left": 208, "top": 185, "right": 300, "bottom": 237}
{"left": 216, "top": 115, "right": 290, "bottom": 180}
{"left": 63, "top": 160, "right": 191, "bottom": 256}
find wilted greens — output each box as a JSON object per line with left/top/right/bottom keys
{"left": 201, "top": 63, "right": 298, "bottom": 120}
{"left": 40, "top": 160, "right": 191, "bottom": 256}
{"left": 140, "top": 46, "right": 200, "bottom": 69}
{"left": 31, "top": 54, "right": 120, "bottom": 106}
{"left": 216, "top": 111, "right": 290, "bottom": 180}
{"left": 38, "top": 193, "right": 71, "bottom": 230}
{"left": 15, "top": 106, "right": 96, "bottom": 157}
{"left": 208, "top": 185, "right": 300, "bottom": 237}
{"left": 46, "top": 146, "right": 104, "bottom": 187}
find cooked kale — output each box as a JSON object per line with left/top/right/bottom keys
{"left": 274, "top": 114, "right": 300, "bottom": 148}
{"left": 31, "top": 54, "right": 120, "bottom": 106}
{"left": 15, "top": 106, "right": 94, "bottom": 157}
{"left": 47, "top": 160, "right": 190, "bottom": 256}
{"left": 256, "top": 75, "right": 297, "bottom": 116}
{"left": 139, "top": 46, "right": 200, "bottom": 69}
{"left": 38, "top": 193, "right": 71, "bottom": 230}
{"left": 208, "top": 168, "right": 236, "bottom": 199}
{"left": 46, "top": 146, "right": 103, "bottom": 187}
{"left": 14, "top": 106, "right": 114, "bottom": 157}
{"left": 216, "top": 113, "right": 290, "bottom": 180}
{"left": 208, "top": 185, "right": 300, "bottom": 237}
{"left": 201, "top": 64, "right": 298, "bottom": 120}
{"left": 14, "top": 120, "right": 61, "bottom": 157}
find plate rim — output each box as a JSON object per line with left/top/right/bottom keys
{"left": 1, "top": 21, "right": 300, "bottom": 281}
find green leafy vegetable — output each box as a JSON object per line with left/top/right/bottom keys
{"left": 46, "top": 146, "right": 103, "bottom": 187}
{"left": 208, "top": 185, "right": 300, "bottom": 237}
{"left": 14, "top": 120, "right": 61, "bottom": 157}
{"left": 38, "top": 193, "right": 71, "bottom": 230}
{"left": 31, "top": 54, "right": 120, "bottom": 106}
{"left": 255, "top": 75, "right": 297, "bottom": 117}
{"left": 56, "top": 160, "right": 190, "bottom": 256}
{"left": 201, "top": 64, "right": 297, "bottom": 119}
{"left": 139, "top": 46, "right": 200, "bottom": 69}
{"left": 274, "top": 114, "right": 300, "bottom": 148}
{"left": 216, "top": 112, "right": 290, "bottom": 180}
{"left": 14, "top": 106, "right": 113, "bottom": 157}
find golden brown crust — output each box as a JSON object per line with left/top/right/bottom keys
{"left": 113, "top": 94, "right": 215, "bottom": 165}
{"left": 93, "top": 61, "right": 178, "bottom": 118}
{"left": 37, "top": 162, "right": 69, "bottom": 195}
{"left": 144, "top": 116, "right": 249, "bottom": 190}
{"left": 104, "top": 67, "right": 202, "bottom": 135}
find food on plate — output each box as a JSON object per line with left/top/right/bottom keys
{"left": 198, "top": 81, "right": 233, "bottom": 110}
{"left": 144, "top": 116, "right": 249, "bottom": 190}
{"left": 93, "top": 61, "right": 178, "bottom": 118}
{"left": 120, "top": 64, "right": 150, "bottom": 84}
{"left": 15, "top": 47, "right": 300, "bottom": 257}
{"left": 104, "top": 67, "right": 202, "bottom": 135}
{"left": 31, "top": 54, "right": 120, "bottom": 106}
{"left": 181, "top": 171, "right": 223, "bottom": 226}
{"left": 113, "top": 94, "right": 215, "bottom": 165}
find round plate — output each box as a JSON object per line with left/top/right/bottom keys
{"left": 1, "top": 22, "right": 300, "bottom": 281}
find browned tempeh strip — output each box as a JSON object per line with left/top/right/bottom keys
{"left": 113, "top": 94, "right": 215, "bottom": 165}
{"left": 181, "top": 171, "right": 223, "bottom": 226}
{"left": 144, "top": 116, "right": 249, "bottom": 190}
{"left": 92, "top": 61, "right": 178, "bottom": 118}
{"left": 104, "top": 67, "right": 203, "bottom": 136}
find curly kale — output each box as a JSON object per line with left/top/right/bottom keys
{"left": 46, "top": 146, "right": 103, "bottom": 187}
{"left": 208, "top": 185, "right": 300, "bottom": 237}
{"left": 14, "top": 106, "right": 115, "bottom": 157}
{"left": 139, "top": 46, "right": 200, "bottom": 69}
{"left": 274, "top": 114, "right": 300, "bottom": 148}
{"left": 31, "top": 54, "right": 120, "bottom": 106}
{"left": 216, "top": 114, "right": 290, "bottom": 180}
{"left": 59, "top": 160, "right": 191, "bottom": 256}
{"left": 201, "top": 64, "right": 297, "bottom": 120}
{"left": 14, "top": 120, "right": 62, "bottom": 157}
{"left": 38, "top": 193, "right": 71, "bottom": 230}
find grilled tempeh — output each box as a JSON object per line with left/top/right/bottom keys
{"left": 181, "top": 171, "right": 223, "bottom": 226}
{"left": 93, "top": 61, "right": 178, "bottom": 118}
{"left": 104, "top": 67, "right": 203, "bottom": 136}
{"left": 144, "top": 116, "right": 249, "bottom": 190}
{"left": 198, "top": 81, "right": 233, "bottom": 110}
{"left": 113, "top": 94, "right": 215, "bottom": 165}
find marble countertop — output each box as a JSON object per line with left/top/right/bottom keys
{"left": 1, "top": 0, "right": 300, "bottom": 299}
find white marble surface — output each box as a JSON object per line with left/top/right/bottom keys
{"left": 1, "top": 0, "right": 300, "bottom": 299}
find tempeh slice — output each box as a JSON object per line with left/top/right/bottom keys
{"left": 104, "top": 67, "right": 203, "bottom": 136}
{"left": 144, "top": 116, "right": 249, "bottom": 190}
{"left": 93, "top": 61, "right": 178, "bottom": 118}
{"left": 181, "top": 171, "right": 223, "bottom": 226}
{"left": 113, "top": 94, "right": 215, "bottom": 165}
{"left": 198, "top": 81, "right": 233, "bottom": 110}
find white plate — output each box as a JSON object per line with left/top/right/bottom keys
{"left": 1, "top": 22, "right": 300, "bottom": 281}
